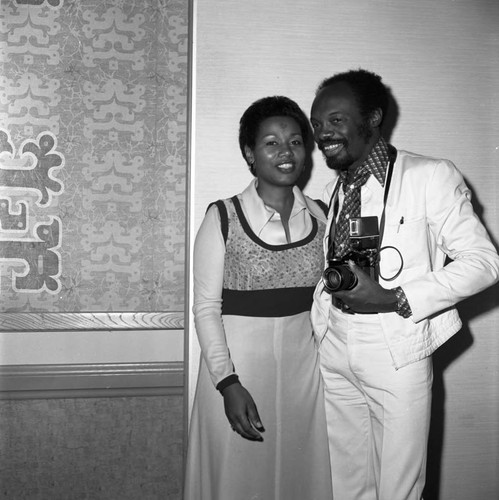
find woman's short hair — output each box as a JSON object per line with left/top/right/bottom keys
{"left": 238, "top": 96, "right": 310, "bottom": 171}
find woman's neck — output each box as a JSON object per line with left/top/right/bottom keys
{"left": 256, "top": 183, "right": 295, "bottom": 242}
{"left": 256, "top": 184, "right": 294, "bottom": 216}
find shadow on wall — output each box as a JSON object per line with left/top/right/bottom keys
{"left": 424, "top": 182, "right": 499, "bottom": 500}
{"left": 425, "top": 281, "right": 499, "bottom": 500}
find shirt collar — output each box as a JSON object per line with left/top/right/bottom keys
{"left": 339, "top": 137, "right": 390, "bottom": 187}
{"left": 240, "top": 179, "right": 308, "bottom": 233}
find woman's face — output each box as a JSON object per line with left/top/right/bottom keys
{"left": 245, "top": 115, "right": 306, "bottom": 190}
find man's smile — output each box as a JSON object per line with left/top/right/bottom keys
{"left": 320, "top": 141, "right": 345, "bottom": 156}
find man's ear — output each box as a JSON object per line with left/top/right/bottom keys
{"left": 244, "top": 145, "right": 254, "bottom": 165}
{"left": 370, "top": 108, "right": 383, "bottom": 128}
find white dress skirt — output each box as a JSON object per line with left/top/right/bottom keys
{"left": 184, "top": 312, "right": 333, "bottom": 500}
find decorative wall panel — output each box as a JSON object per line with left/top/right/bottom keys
{"left": 0, "top": 0, "right": 188, "bottom": 329}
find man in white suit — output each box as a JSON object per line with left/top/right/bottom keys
{"left": 310, "top": 68, "right": 499, "bottom": 500}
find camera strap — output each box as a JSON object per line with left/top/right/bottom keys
{"left": 378, "top": 145, "right": 397, "bottom": 250}
{"left": 326, "top": 145, "right": 397, "bottom": 260}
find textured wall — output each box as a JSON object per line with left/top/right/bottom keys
{"left": 0, "top": 395, "right": 183, "bottom": 500}
{"left": 189, "top": 1, "right": 499, "bottom": 499}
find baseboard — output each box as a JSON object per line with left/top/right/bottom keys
{"left": 0, "top": 361, "right": 184, "bottom": 399}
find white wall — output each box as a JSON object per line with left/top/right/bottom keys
{"left": 0, "top": 330, "right": 183, "bottom": 365}
{"left": 189, "top": 0, "right": 499, "bottom": 498}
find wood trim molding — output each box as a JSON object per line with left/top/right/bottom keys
{"left": 0, "top": 361, "right": 184, "bottom": 399}
{"left": 0, "top": 311, "right": 184, "bottom": 332}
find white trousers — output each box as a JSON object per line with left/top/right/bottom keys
{"left": 319, "top": 306, "right": 432, "bottom": 500}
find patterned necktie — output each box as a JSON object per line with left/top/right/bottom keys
{"left": 333, "top": 166, "right": 371, "bottom": 258}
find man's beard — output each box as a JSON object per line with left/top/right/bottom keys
{"left": 323, "top": 144, "right": 353, "bottom": 171}
{"left": 321, "top": 120, "right": 373, "bottom": 171}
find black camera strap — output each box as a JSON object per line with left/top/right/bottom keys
{"left": 326, "top": 145, "right": 397, "bottom": 260}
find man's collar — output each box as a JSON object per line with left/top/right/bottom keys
{"left": 366, "top": 137, "right": 390, "bottom": 186}
{"left": 340, "top": 137, "right": 390, "bottom": 187}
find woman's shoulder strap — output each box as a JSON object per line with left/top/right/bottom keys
{"left": 206, "top": 199, "right": 230, "bottom": 244}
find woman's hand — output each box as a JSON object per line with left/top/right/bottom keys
{"left": 222, "top": 384, "right": 265, "bottom": 441}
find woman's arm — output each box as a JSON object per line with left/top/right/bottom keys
{"left": 193, "top": 203, "right": 265, "bottom": 441}
{"left": 193, "top": 204, "right": 234, "bottom": 386}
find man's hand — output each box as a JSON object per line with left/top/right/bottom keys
{"left": 222, "top": 383, "right": 265, "bottom": 441}
{"left": 333, "top": 261, "right": 398, "bottom": 313}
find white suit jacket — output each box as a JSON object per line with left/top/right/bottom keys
{"left": 311, "top": 148, "right": 499, "bottom": 369}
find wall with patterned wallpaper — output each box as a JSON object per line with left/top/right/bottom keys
{"left": 0, "top": 0, "right": 187, "bottom": 315}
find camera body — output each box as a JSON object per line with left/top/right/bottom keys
{"left": 322, "top": 216, "right": 380, "bottom": 293}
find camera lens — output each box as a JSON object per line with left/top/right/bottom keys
{"left": 323, "top": 265, "right": 358, "bottom": 292}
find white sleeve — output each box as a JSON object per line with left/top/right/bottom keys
{"left": 192, "top": 203, "right": 236, "bottom": 387}
{"left": 402, "top": 160, "right": 499, "bottom": 322}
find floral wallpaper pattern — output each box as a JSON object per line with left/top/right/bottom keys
{"left": 0, "top": 0, "right": 188, "bottom": 313}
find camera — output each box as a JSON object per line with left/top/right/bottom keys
{"left": 322, "top": 216, "right": 380, "bottom": 293}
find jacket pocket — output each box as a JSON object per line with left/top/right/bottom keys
{"left": 380, "top": 215, "right": 431, "bottom": 281}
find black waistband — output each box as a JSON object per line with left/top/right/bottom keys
{"left": 222, "top": 287, "right": 314, "bottom": 317}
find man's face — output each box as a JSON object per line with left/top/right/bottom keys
{"left": 310, "top": 82, "right": 377, "bottom": 172}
